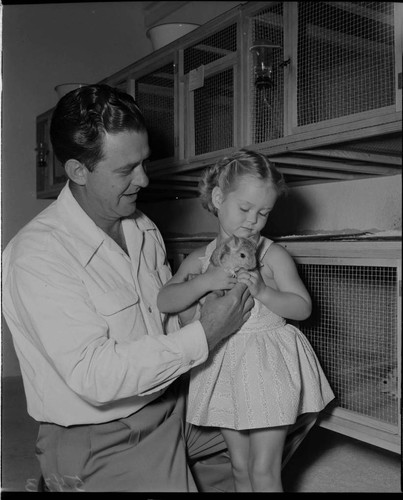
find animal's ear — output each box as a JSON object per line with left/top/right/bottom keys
{"left": 222, "top": 243, "right": 231, "bottom": 256}
{"left": 245, "top": 236, "right": 257, "bottom": 252}
{"left": 232, "top": 235, "right": 239, "bottom": 246}
{"left": 210, "top": 246, "right": 221, "bottom": 266}
{"left": 211, "top": 241, "right": 229, "bottom": 266}
{"left": 249, "top": 238, "right": 257, "bottom": 251}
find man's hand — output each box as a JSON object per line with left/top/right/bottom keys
{"left": 199, "top": 282, "right": 254, "bottom": 351}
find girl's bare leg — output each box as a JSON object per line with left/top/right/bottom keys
{"left": 220, "top": 428, "right": 252, "bottom": 492}
{"left": 249, "top": 425, "right": 289, "bottom": 492}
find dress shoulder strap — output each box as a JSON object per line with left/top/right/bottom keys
{"left": 256, "top": 236, "right": 274, "bottom": 264}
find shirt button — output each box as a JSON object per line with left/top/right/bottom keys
{"left": 189, "top": 360, "right": 195, "bottom": 366}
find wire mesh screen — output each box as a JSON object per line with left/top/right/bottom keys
{"left": 249, "top": 3, "right": 284, "bottom": 143}
{"left": 135, "top": 62, "right": 175, "bottom": 161}
{"left": 298, "top": 263, "right": 399, "bottom": 426}
{"left": 297, "top": 2, "right": 395, "bottom": 126}
{"left": 184, "top": 24, "right": 237, "bottom": 156}
{"left": 183, "top": 24, "right": 237, "bottom": 74}
{"left": 193, "top": 68, "right": 234, "bottom": 155}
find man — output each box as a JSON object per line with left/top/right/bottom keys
{"left": 2, "top": 85, "right": 315, "bottom": 492}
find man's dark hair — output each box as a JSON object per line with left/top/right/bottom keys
{"left": 50, "top": 84, "right": 147, "bottom": 171}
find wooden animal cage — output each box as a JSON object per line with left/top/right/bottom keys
{"left": 165, "top": 236, "right": 401, "bottom": 453}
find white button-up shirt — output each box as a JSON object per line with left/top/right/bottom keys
{"left": 2, "top": 183, "right": 208, "bottom": 426}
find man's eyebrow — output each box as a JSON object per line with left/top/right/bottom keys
{"left": 114, "top": 162, "right": 140, "bottom": 172}
{"left": 115, "top": 156, "right": 151, "bottom": 173}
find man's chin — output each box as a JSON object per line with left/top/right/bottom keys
{"left": 120, "top": 201, "right": 137, "bottom": 217}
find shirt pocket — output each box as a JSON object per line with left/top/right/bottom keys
{"left": 92, "top": 286, "right": 139, "bottom": 316}
{"left": 149, "top": 264, "right": 181, "bottom": 335}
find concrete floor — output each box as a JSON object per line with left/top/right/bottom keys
{"left": 1, "top": 376, "right": 402, "bottom": 493}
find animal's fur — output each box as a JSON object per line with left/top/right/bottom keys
{"left": 210, "top": 235, "right": 257, "bottom": 276}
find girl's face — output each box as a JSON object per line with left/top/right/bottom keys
{"left": 213, "top": 175, "right": 278, "bottom": 241}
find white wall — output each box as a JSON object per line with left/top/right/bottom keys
{"left": 2, "top": 2, "right": 150, "bottom": 246}
{"left": 268, "top": 175, "right": 402, "bottom": 237}
{"left": 140, "top": 175, "right": 402, "bottom": 237}
{"left": 1, "top": 2, "right": 152, "bottom": 377}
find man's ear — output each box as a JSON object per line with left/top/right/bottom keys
{"left": 65, "top": 159, "right": 88, "bottom": 186}
{"left": 212, "top": 186, "right": 224, "bottom": 210}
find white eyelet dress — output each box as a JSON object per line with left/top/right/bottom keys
{"left": 186, "top": 236, "right": 335, "bottom": 430}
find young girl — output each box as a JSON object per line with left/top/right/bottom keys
{"left": 157, "top": 149, "right": 335, "bottom": 492}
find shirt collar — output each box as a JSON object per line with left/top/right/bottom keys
{"left": 56, "top": 182, "right": 157, "bottom": 267}
{"left": 56, "top": 182, "right": 106, "bottom": 266}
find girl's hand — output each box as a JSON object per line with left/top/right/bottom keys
{"left": 204, "top": 264, "right": 238, "bottom": 291}
{"left": 237, "top": 269, "right": 266, "bottom": 298}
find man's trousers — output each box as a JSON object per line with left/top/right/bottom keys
{"left": 35, "top": 377, "right": 317, "bottom": 492}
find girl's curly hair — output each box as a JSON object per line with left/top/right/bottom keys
{"left": 198, "top": 149, "right": 287, "bottom": 216}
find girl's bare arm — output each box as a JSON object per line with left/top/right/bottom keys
{"left": 157, "top": 249, "right": 205, "bottom": 313}
{"left": 238, "top": 243, "right": 311, "bottom": 321}
{"left": 157, "top": 246, "right": 237, "bottom": 314}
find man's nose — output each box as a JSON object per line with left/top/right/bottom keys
{"left": 132, "top": 164, "right": 149, "bottom": 188}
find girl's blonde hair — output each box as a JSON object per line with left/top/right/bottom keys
{"left": 199, "top": 149, "right": 287, "bottom": 216}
